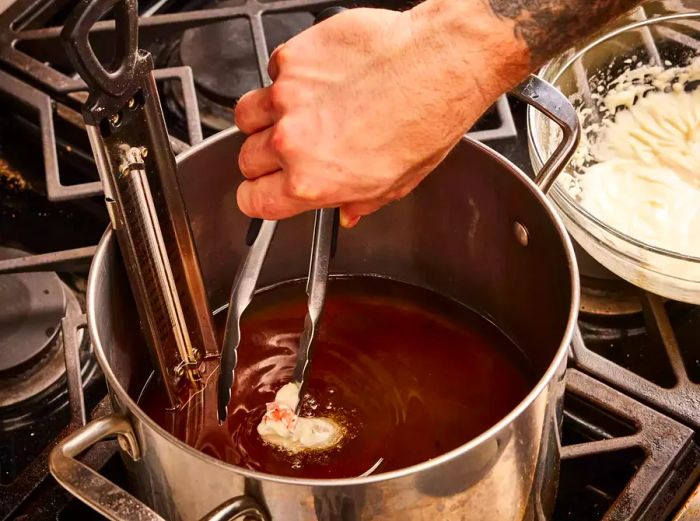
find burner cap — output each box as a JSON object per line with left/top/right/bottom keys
{"left": 179, "top": 12, "right": 313, "bottom": 107}
{"left": 0, "top": 247, "right": 66, "bottom": 376}
{"left": 579, "top": 275, "right": 643, "bottom": 316}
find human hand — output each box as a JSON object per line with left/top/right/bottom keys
{"left": 234, "top": 2, "right": 527, "bottom": 226}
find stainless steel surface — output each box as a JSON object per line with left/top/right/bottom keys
{"left": 123, "top": 147, "right": 201, "bottom": 387}
{"left": 511, "top": 75, "right": 580, "bottom": 193}
{"left": 217, "top": 219, "right": 277, "bottom": 422}
{"left": 49, "top": 413, "right": 271, "bottom": 521}
{"left": 675, "top": 481, "right": 700, "bottom": 521}
{"left": 202, "top": 497, "right": 269, "bottom": 521}
{"left": 98, "top": 132, "right": 207, "bottom": 404}
{"left": 50, "top": 74, "right": 580, "bottom": 521}
{"left": 48, "top": 415, "right": 161, "bottom": 520}
{"left": 293, "top": 208, "right": 336, "bottom": 409}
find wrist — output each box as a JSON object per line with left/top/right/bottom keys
{"left": 404, "top": 0, "right": 531, "bottom": 108}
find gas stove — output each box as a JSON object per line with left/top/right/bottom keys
{"left": 1, "top": 0, "right": 700, "bottom": 520}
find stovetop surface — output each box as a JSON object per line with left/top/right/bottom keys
{"left": 2, "top": 0, "right": 700, "bottom": 520}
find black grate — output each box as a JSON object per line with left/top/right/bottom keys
{"left": 557, "top": 370, "right": 700, "bottom": 521}
{"left": 573, "top": 293, "right": 700, "bottom": 431}
{"left": 0, "top": 317, "right": 114, "bottom": 521}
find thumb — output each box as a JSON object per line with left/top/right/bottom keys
{"left": 339, "top": 200, "right": 384, "bottom": 228}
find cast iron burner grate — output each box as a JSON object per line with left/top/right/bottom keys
{"left": 573, "top": 292, "right": 700, "bottom": 432}
{"left": 557, "top": 370, "right": 700, "bottom": 521}
{"left": 0, "top": 311, "right": 112, "bottom": 521}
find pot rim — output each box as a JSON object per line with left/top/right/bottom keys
{"left": 87, "top": 126, "right": 580, "bottom": 487}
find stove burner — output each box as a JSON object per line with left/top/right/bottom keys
{"left": 579, "top": 275, "right": 644, "bottom": 316}
{"left": 0, "top": 247, "right": 83, "bottom": 411}
{"left": 0, "top": 247, "right": 65, "bottom": 376}
{"left": 177, "top": 11, "right": 313, "bottom": 131}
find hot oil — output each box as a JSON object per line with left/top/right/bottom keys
{"left": 139, "top": 277, "right": 536, "bottom": 479}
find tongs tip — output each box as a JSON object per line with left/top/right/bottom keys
{"left": 293, "top": 380, "right": 305, "bottom": 416}
{"left": 216, "top": 378, "right": 232, "bottom": 423}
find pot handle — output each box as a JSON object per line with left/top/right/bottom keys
{"left": 49, "top": 414, "right": 268, "bottom": 521}
{"left": 511, "top": 75, "right": 581, "bottom": 193}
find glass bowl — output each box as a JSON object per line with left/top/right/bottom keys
{"left": 528, "top": 12, "right": 700, "bottom": 304}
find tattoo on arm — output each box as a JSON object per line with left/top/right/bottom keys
{"left": 488, "top": 0, "right": 645, "bottom": 65}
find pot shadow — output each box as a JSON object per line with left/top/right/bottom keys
{"left": 309, "top": 430, "right": 511, "bottom": 521}
{"left": 414, "top": 431, "right": 509, "bottom": 498}
{"left": 313, "top": 487, "right": 366, "bottom": 521}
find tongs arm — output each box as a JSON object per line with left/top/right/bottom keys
{"left": 292, "top": 208, "right": 338, "bottom": 412}
{"left": 217, "top": 219, "right": 277, "bottom": 422}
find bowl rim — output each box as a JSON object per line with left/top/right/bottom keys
{"left": 527, "top": 11, "right": 700, "bottom": 265}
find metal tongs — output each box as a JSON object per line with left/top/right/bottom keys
{"left": 216, "top": 7, "right": 346, "bottom": 423}
{"left": 217, "top": 209, "right": 339, "bottom": 422}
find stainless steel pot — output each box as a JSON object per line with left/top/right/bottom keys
{"left": 49, "top": 75, "right": 580, "bottom": 521}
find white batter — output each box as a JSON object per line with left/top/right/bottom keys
{"left": 257, "top": 382, "right": 342, "bottom": 453}
{"left": 568, "top": 58, "right": 700, "bottom": 257}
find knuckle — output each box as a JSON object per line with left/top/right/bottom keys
{"left": 270, "top": 119, "right": 295, "bottom": 156}
{"left": 238, "top": 137, "right": 261, "bottom": 175}
{"left": 273, "top": 45, "right": 293, "bottom": 71}
{"left": 251, "top": 188, "right": 274, "bottom": 217}
{"left": 286, "top": 175, "right": 320, "bottom": 202}
{"left": 268, "top": 81, "right": 294, "bottom": 112}
{"left": 237, "top": 147, "right": 251, "bottom": 175}
{"left": 268, "top": 83, "right": 284, "bottom": 111}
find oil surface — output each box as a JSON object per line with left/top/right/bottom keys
{"left": 139, "top": 277, "right": 535, "bottom": 479}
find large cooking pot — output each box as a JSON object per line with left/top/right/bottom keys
{"left": 49, "top": 76, "right": 580, "bottom": 521}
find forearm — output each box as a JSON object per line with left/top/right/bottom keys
{"left": 408, "top": 0, "right": 645, "bottom": 103}
{"left": 486, "top": 0, "right": 646, "bottom": 65}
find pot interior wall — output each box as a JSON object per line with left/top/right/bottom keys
{"left": 95, "top": 130, "right": 573, "bottom": 407}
